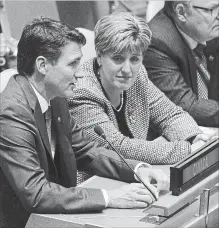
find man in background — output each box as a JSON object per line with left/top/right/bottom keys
{"left": 0, "top": 30, "right": 17, "bottom": 72}
{"left": 143, "top": 0, "right": 219, "bottom": 127}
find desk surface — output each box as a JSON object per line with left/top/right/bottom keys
{"left": 26, "top": 169, "right": 219, "bottom": 228}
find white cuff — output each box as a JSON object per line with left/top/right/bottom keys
{"left": 101, "top": 189, "right": 109, "bottom": 208}
{"left": 134, "top": 162, "right": 152, "bottom": 181}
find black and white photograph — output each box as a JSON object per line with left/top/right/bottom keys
{"left": 0, "top": 0, "right": 218, "bottom": 227}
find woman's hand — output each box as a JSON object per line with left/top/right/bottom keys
{"left": 191, "top": 133, "right": 218, "bottom": 153}
{"left": 192, "top": 133, "right": 212, "bottom": 144}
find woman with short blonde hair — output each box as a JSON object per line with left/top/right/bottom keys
{"left": 69, "top": 12, "right": 205, "bottom": 165}
{"left": 94, "top": 12, "right": 151, "bottom": 55}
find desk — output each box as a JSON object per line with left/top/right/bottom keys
{"left": 26, "top": 171, "right": 219, "bottom": 228}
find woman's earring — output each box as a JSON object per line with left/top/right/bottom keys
{"left": 97, "top": 57, "right": 101, "bottom": 67}
{"left": 96, "top": 57, "right": 101, "bottom": 76}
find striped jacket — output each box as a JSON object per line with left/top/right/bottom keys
{"left": 68, "top": 59, "right": 202, "bottom": 164}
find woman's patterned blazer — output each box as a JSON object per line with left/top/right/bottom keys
{"left": 68, "top": 59, "right": 201, "bottom": 164}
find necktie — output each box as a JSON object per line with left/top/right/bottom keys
{"left": 193, "top": 44, "right": 211, "bottom": 99}
{"left": 45, "top": 106, "right": 51, "bottom": 143}
{"left": 194, "top": 44, "right": 207, "bottom": 67}
{"left": 45, "top": 106, "right": 56, "bottom": 158}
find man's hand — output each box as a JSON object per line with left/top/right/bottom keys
{"left": 106, "top": 183, "right": 155, "bottom": 208}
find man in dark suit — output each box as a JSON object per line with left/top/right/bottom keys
{"left": 143, "top": 0, "right": 219, "bottom": 127}
{"left": 0, "top": 18, "right": 168, "bottom": 228}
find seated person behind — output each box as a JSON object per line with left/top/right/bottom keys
{"left": 143, "top": 0, "right": 219, "bottom": 127}
{"left": 69, "top": 12, "right": 211, "bottom": 166}
{"left": 0, "top": 32, "right": 18, "bottom": 71}
{"left": 0, "top": 33, "right": 18, "bottom": 92}
{"left": 0, "top": 17, "right": 169, "bottom": 228}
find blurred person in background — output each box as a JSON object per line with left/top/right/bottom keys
{"left": 0, "top": 31, "right": 17, "bottom": 72}
{"left": 110, "top": 0, "right": 148, "bottom": 18}
{"left": 68, "top": 12, "right": 212, "bottom": 167}
{"left": 143, "top": 0, "right": 219, "bottom": 127}
{"left": 0, "top": 31, "right": 18, "bottom": 92}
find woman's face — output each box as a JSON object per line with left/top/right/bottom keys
{"left": 99, "top": 50, "right": 143, "bottom": 91}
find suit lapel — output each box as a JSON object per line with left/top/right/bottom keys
{"left": 51, "top": 97, "right": 77, "bottom": 187}
{"left": 15, "top": 75, "right": 53, "bottom": 158}
{"left": 157, "top": 12, "right": 198, "bottom": 95}
{"left": 34, "top": 101, "right": 52, "bottom": 156}
{"left": 168, "top": 15, "right": 198, "bottom": 95}
{"left": 15, "top": 76, "right": 77, "bottom": 186}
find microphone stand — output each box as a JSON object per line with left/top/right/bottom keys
{"left": 95, "top": 129, "right": 158, "bottom": 201}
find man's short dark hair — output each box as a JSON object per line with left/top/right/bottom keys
{"left": 17, "top": 17, "right": 86, "bottom": 76}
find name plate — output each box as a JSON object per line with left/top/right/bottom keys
{"left": 170, "top": 138, "right": 219, "bottom": 196}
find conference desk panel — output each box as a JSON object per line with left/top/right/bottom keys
{"left": 26, "top": 169, "right": 219, "bottom": 228}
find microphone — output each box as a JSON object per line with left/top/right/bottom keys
{"left": 94, "top": 126, "right": 158, "bottom": 201}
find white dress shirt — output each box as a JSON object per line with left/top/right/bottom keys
{"left": 30, "top": 83, "right": 56, "bottom": 158}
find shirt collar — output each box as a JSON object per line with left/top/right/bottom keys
{"left": 29, "top": 83, "right": 49, "bottom": 113}
{"left": 176, "top": 24, "right": 206, "bottom": 50}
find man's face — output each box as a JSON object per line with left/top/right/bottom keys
{"left": 45, "top": 41, "right": 83, "bottom": 98}
{"left": 186, "top": 0, "right": 219, "bottom": 42}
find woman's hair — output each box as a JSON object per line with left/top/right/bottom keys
{"left": 17, "top": 17, "right": 86, "bottom": 76}
{"left": 94, "top": 12, "right": 152, "bottom": 55}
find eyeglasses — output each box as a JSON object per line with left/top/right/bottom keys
{"left": 193, "top": 5, "right": 219, "bottom": 16}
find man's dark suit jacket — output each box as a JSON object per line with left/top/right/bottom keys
{"left": 205, "top": 38, "right": 219, "bottom": 101}
{"left": 0, "top": 75, "right": 138, "bottom": 228}
{"left": 143, "top": 10, "right": 219, "bottom": 127}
